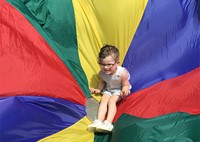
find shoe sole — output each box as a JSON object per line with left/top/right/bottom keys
{"left": 87, "top": 126, "right": 96, "bottom": 132}
{"left": 96, "top": 128, "right": 112, "bottom": 133}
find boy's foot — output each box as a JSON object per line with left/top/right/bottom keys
{"left": 87, "top": 119, "right": 103, "bottom": 132}
{"left": 96, "top": 120, "right": 113, "bottom": 133}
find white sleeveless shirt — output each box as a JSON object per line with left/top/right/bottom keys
{"left": 99, "top": 66, "right": 131, "bottom": 95}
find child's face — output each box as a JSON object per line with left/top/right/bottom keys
{"left": 99, "top": 55, "right": 119, "bottom": 75}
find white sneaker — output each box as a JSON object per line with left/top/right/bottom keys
{"left": 87, "top": 119, "right": 103, "bottom": 132}
{"left": 96, "top": 120, "right": 113, "bottom": 133}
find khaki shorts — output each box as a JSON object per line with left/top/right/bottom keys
{"left": 101, "top": 90, "right": 121, "bottom": 96}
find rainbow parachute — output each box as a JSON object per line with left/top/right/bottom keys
{"left": 0, "top": 0, "right": 200, "bottom": 141}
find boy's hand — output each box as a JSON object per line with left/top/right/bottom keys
{"left": 90, "top": 88, "right": 101, "bottom": 94}
{"left": 120, "top": 86, "right": 130, "bottom": 98}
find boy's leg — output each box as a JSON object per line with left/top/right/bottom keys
{"left": 97, "top": 93, "right": 110, "bottom": 121}
{"left": 96, "top": 95, "right": 120, "bottom": 133}
{"left": 106, "top": 95, "right": 120, "bottom": 123}
{"left": 87, "top": 94, "right": 110, "bottom": 132}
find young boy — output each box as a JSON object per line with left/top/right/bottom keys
{"left": 88, "top": 45, "right": 131, "bottom": 133}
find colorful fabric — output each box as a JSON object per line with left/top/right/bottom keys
{"left": 0, "top": 0, "right": 199, "bottom": 142}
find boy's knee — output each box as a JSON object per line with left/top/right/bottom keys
{"left": 108, "top": 99, "right": 116, "bottom": 106}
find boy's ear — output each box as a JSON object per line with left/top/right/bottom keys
{"left": 117, "top": 60, "right": 120, "bottom": 64}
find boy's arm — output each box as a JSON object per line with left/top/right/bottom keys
{"left": 97, "top": 78, "right": 106, "bottom": 91}
{"left": 121, "top": 69, "right": 131, "bottom": 97}
{"left": 90, "top": 76, "right": 105, "bottom": 94}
